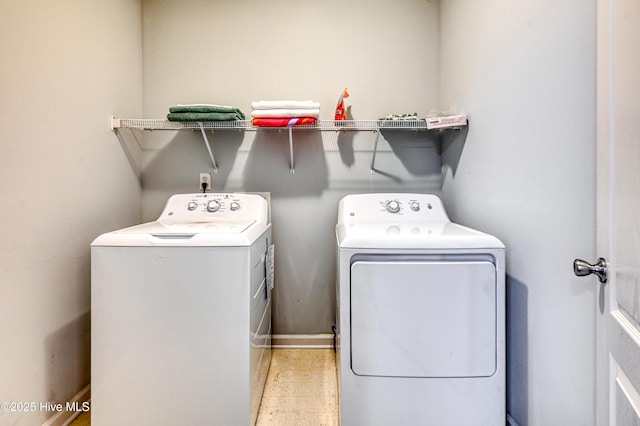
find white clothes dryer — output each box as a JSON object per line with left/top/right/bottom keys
{"left": 335, "top": 193, "right": 505, "bottom": 426}
{"left": 91, "top": 193, "right": 273, "bottom": 426}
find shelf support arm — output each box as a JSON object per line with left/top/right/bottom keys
{"left": 369, "top": 129, "right": 380, "bottom": 174}
{"left": 198, "top": 122, "right": 219, "bottom": 174}
{"left": 288, "top": 127, "right": 295, "bottom": 174}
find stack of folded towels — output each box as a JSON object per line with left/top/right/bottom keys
{"left": 167, "top": 104, "right": 245, "bottom": 122}
{"left": 250, "top": 100, "right": 321, "bottom": 127}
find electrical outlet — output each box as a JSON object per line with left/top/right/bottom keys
{"left": 199, "top": 172, "right": 211, "bottom": 192}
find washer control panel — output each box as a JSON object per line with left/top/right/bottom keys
{"left": 382, "top": 198, "right": 427, "bottom": 214}
{"left": 157, "top": 193, "right": 268, "bottom": 223}
{"left": 339, "top": 193, "right": 450, "bottom": 223}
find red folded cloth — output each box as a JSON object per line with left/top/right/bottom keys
{"left": 252, "top": 117, "right": 317, "bottom": 127}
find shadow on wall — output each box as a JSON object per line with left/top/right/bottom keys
{"left": 143, "top": 130, "right": 245, "bottom": 192}
{"left": 243, "top": 130, "right": 328, "bottom": 196}
{"left": 372, "top": 130, "right": 442, "bottom": 182}
{"left": 337, "top": 106, "right": 356, "bottom": 167}
{"left": 337, "top": 128, "right": 356, "bottom": 167}
{"left": 44, "top": 311, "right": 91, "bottom": 403}
{"left": 382, "top": 130, "right": 441, "bottom": 175}
{"left": 440, "top": 124, "right": 470, "bottom": 179}
{"left": 507, "top": 275, "right": 529, "bottom": 426}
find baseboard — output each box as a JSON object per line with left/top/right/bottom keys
{"left": 507, "top": 413, "right": 519, "bottom": 426}
{"left": 41, "top": 385, "right": 90, "bottom": 426}
{"left": 272, "top": 334, "right": 334, "bottom": 349}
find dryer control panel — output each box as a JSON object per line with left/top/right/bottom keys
{"left": 338, "top": 193, "right": 450, "bottom": 224}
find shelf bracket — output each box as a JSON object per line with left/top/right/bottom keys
{"left": 198, "top": 122, "right": 219, "bottom": 174}
{"left": 288, "top": 127, "right": 295, "bottom": 174}
{"left": 369, "top": 129, "right": 381, "bottom": 174}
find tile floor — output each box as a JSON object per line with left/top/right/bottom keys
{"left": 69, "top": 349, "right": 338, "bottom": 426}
{"left": 257, "top": 349, "right": 338, "bottom": 426}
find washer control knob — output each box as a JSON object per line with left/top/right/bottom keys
{"left": 187, "top": 201, "right": 198, "bottom": 211}
{"left": 206, "top": 199, "right": 221, "bottom": 212}
{"left": 230, "top": 201, "right": 240, "bottom": 211}
{"left": 409, "top": 201, "right": 420, "bottom": 211}
{"left": 386, "top": 200, "right": 400, "bottom": 213}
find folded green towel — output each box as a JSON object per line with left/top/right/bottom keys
{"left": 167, "top": 112, "right": 244, "bottom": 122}
{"left": 169, "top": 104, "right": 245, "bottom": 120}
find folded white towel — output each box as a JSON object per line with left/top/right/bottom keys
{"left": 251, "top": 108, "right": 321, "bottom": 119}
{"left": 251, "top": 100, "right": 321, "bottom": 110}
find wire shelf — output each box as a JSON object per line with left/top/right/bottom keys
{"left": 112, "top": 118, "right": 250, "bottom": 130}
{"left": 111, "top": 117, "right": 430, "bottom": 131}
{"left": 110, "top": 116, "right": 455, "bottom": 174}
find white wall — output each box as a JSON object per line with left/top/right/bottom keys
{"left": 0, "top": 1, "right": 143, "bottom": 425}
{"left": 439, "top": 1, "right": 597, "bottom": 424}
{"left": 139, "top": 0, "right": 442, "bottom": 334}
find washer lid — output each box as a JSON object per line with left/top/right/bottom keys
{"left": 336, "top": 221, "right": 504, "bottom": 249}
{"left": 112, "top": 219, "right": 257, "bottom": 236}
{"left": 92, "top": 192, "right": 271, "bottom": 247}
{"left": 91, "top": 219, "right": 270, "bottom": 247}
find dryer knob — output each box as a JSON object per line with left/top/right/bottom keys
{"left": 386, "top": 200, "right": 400, "bottom": 213}
{"left": 187, "top": 201, "right": 198, "bottom": 211}
{"left": 230, "top": 201, "right": 241, "bottom": 211}
{"left": 409, "top": 201, "right": 420, "bottom": 211}
{"left": 206, "top": 200, "right": 221, "bottom": 212}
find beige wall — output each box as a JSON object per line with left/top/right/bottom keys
{"left": 0, "top": 1, "right": 143, "bottom": 424}
{"left": 141, "top": 0, "right": 440, "bottom": 119}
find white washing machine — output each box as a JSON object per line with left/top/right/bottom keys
{"left": 91, "top": 193, "right": 273, "bottom": 426}
{"left": 335, "top": 193, "right": 505, "bottom": 426}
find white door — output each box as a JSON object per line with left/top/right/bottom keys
{"left": 578, "top": 0, "right": 640, "bottom": 424}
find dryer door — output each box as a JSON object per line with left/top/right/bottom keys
{"left": 350, "top": 258, "right": 496, "bottom": 378}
